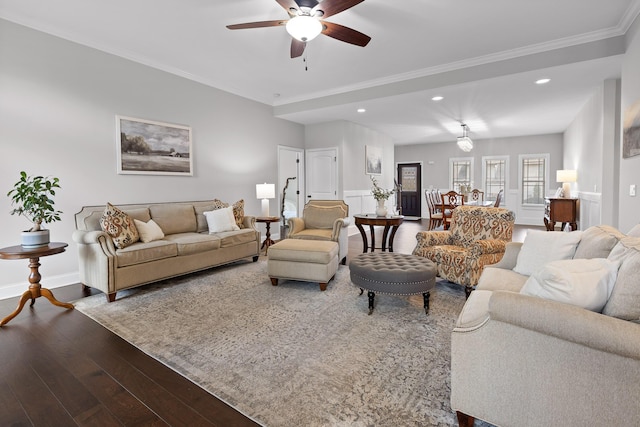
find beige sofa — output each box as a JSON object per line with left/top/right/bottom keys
{"left": 451, "top": 225, "right": 640, "bottom": 426}
{"left": 73, "top": 200, "right": 260, "bottom": 302}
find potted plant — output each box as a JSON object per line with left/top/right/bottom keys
{"left": 7, "top": 171, "right": 62, "bottom": 248}
{"left": 370, "top": 176, "right": 394, "bottom": 217}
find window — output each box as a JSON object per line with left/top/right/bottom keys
{"left": 482, "top": 156, "right": 508, "bottom": 202}
{"left": 449, "top": 157, "right": 473, "bottom": 192}
{"left": 519, "top": 154, "right": 549, "bottom": 205}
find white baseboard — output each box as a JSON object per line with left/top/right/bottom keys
{"left": 0, "top": 272, "right": 79, "bottom": 301}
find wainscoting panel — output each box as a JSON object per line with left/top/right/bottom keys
{"left": 577, "top": 192, "right": 602, "bottom": 230}
{"left": 344, "top": 190, "right": 377, "bottom": 236}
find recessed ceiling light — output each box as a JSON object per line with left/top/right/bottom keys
{"left": 535, "top": 78, "right": 551, "bottom": 85}
{"left": 357, "top": 108, "right": 366, "bottom": 113}
{"left": 432, "top": 96, "right": 444, "bottom": 101}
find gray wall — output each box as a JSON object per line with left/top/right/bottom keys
{"left": 0, "top": 20, "right": 304, "bottom": 297}
{"left": 619, "top": 15, "right": 640, "bottom": 232}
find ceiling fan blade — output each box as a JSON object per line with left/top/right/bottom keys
{"left": 291, "top": 39, "right": 306, "bottom": 58}
{"left": 226, "top": 20, "right": 286, "bottom": 30}
{"left": 275, "top": 0, "right": 299, "bottom": 16}
{"left": 312, "top": 0, "right": 364, "bottom": 18}
{"left": 321, "top": 21, "right": 371, "bottom": 47}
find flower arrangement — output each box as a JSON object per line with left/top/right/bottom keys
{"left": 370, "top": 176, "right": 394, "bottom": 201}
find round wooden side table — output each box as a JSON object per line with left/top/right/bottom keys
{"left": 353, "top": 214, "right": 404, "bottom": 253}
{"left": 0, "top": 242, "right": 74, "bottom": 327}
{"left": 256, "top": 216, "right": 280, "bottom": 254}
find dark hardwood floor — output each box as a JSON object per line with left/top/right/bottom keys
{"left": 0, "top": 219, "right": 539, "bottom": 426}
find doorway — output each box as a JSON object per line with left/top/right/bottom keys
{"left": 305, "top": 147, "right": 338, "bottom": 201}
{"left": 397, "top": 162, "right": 422, "bottom": 217}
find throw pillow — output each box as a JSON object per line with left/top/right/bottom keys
{"left": 573, "top": 225, "right": 624, "bottom": 259}
{"left": 602, "top": 237, "right": 640, "bottom": 321}
{"left": 100, "top": 202, "right": 140, "bottom": 249}
{"left": 204, "top": 207, "right": 240, "bottom": 233}
{"left": 231, "top": 199, "right": 245, "bottom": 229}
{"left": 513, "top": 230, "right": 583, "bottom": 276}
{"left": 520, "top": 258, "right": 620, "bottom": 312}
{"left": 133, "top": 219, "right": 165, "bottom": 243}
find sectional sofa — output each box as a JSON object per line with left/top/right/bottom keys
{"left": 451, "top": 224, "right": 640, "bottom": 426}
{"left": 73, "top": 200, "right": 260, "bottom": 302}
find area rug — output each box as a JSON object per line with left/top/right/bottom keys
{"left": 74, "top": 259, "right": 470, "bottom": 427}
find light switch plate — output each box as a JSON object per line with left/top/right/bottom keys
{"left": 631, "top": 184, "right": 637, "bottom": 197}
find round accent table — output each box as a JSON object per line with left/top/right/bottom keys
{"left": 256, "top": 216, "right": 280, "bottom": 254}
{"left": 353, "top": 214, "right": 404, "bottom": 253}
{"left": 0, "top": 242, "right": 74, "bottom": 326}
{"left": 349, "top": 252, "right": 437, "bottom": 316}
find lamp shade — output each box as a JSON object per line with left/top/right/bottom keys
{"left": 556, "top": 170, "right": 577, "bottom": 183}
{"left": 256, "top": 183, "right": 275, "bottom": 200}
{"left": 286, "top": 15, "right": 323, "bottom": 42}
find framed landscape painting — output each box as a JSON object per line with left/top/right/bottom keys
{"left": 365, "top": 145, "right": 382, "bottom": 175}
{"left": 116, "top": 115, "right": 193, "bottom": 175}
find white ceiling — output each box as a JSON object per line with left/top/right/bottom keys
{"left": 1, "top": 0, "right": 638, "bottom": 144}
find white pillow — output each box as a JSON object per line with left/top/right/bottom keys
{"left": 133, "top": 219, "right": 165, "bottom": 243}
{"left": 513, "top": 230, "right": 583, "bottom": 276}
{"left": 520, "top": 258, "right": 620, "bottom": 312}
{"left": 204, "top": 207, "right": 240, "bottom": 233}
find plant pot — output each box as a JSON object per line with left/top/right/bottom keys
{"left": 376, "top": 199, "right": 388, "bottom": 217}
{"left": 21, "top": 229, "right": 50, "bottom": 249}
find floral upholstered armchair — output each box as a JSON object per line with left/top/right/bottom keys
{"left": 413, "top": 205, "right": 515, "bottom": 296}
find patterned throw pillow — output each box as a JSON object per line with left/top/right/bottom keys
{"left": 211, "top": 199, "right": 245, "bottom": 229}
{"left": 231, "top": 199, "right": 245, "bottom": 229}
{"left": 100, "top": 202, "right": 140, "bottom": 249}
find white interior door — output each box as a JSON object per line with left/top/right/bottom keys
{"left": 305, "top": 147, "right": 338, "bottom": 201}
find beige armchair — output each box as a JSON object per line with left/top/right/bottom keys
{"left": 287, "top": 200, "right": 350, "bottom": 264}
{"left": 412, "top": 205, "right": 515, "bottom": 296}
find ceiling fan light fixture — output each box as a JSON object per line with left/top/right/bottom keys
{"left": 286, "top": 15, "right": 322, "bottom": 42}
{"left": 457, "top": 124, "right": 473, "bottom": 152}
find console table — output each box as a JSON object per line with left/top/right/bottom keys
{"left": 544, "top": 198, "right": 578, "bottom": 231}
{"left": 354, "top": 214, "right": 404, "bottom": 253}
{"left": 0, "top": 242, "right": 74, "bottom": 327}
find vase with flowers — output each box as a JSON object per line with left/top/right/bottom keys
{"left": 370, "top": 176, "right": 394, "bottom": 217}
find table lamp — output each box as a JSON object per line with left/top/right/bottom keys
{"left": 556, "top": 170, "right": 577, "bottom": 198}
{"left": 256, "top": 183, "right": 275, "bottom": 217}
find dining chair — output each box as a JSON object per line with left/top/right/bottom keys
{"left": 425, "top": 190, "right": 443, "bottom": 230}
{"left": 493, "top": 189, "right": 504, "bottom": 207}
{"left": 469, "top": 189, "right": 484, "bottom": 203}
{"left": 441, "top": 190, "right": 464, "bottom": 230}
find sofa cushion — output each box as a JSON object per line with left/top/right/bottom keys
{"left": 204, "top": 207, "right": 240, "bottom": 233}
{"left": 133, "top": 219, "right": 165, "bottom": 243}
{"left": 289, "top": 229, "right": 333, "bottom": 241}
{"left": 163, "top": 233, "right": 221, "bottom": 255}
{"left": 513, "top": 230, "right": 583, "bottom": 276}
{"left": 574, "top": 225, "right": 624, "bottom": 259}
{"left": 194, "top": 204, "right": 215, "bottom": 233}
{"left": 100, "top": 203, "right": 140, "bottom": 249}
{"left": 216, "top": 228, "right": 259, "bottom": 248}
{"left": 603, "top": 237, "right": 640, "bottom": 321}
{"left": 116, "top": 240, "right": 177, "bottom": 267}
{"left": 149, "top": 204, "right": 197, "bottom": 235}
{"left": 520, "top": 258, "right": 619, "bottom": 312}
{"left": 303, "top": 204, "right": 346, "bottom": 229}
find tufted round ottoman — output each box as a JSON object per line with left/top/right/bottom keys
{"left": 349, "top": 252, "right": 437, "bottom": 315}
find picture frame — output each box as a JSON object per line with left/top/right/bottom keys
{"left": 623, "top": 99, "right": 640, "bottom": 158}
{"left": 365, "top": 145, "right": 382, "bottom": 175}
{"left": 116, "top": 115, "right": 193, "bottom": 176}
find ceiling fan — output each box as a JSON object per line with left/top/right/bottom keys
{"left": 226, "top": 0, "right": 371, "bottom": 58}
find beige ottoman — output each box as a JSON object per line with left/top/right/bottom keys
{"left": 267, "top": 239, "right": 339, "bottom": 291}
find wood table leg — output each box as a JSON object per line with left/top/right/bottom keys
{"left": 0, "top": 290, "right": 34, "bottom": 326}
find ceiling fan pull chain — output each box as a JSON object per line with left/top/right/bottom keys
{"left": 304, "top": 44, "right": 309, "bottom": 71}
